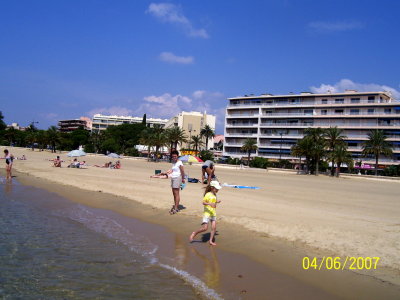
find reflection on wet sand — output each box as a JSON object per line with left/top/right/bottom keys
{"left": 190, "top": 247, "right": 220, "bottom": 289}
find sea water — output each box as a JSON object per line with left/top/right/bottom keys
{"left": 0, "top": 179, "right": 219, "bottom": 299}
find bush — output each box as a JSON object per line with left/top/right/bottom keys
{"left": 249, "top": 157, "right": 269, "bottom": 169}
{"left": 124, "top": 147, "right": 140, "bottom": 157}
{"left": 383, "top": 165, "right": 400, "bottom": 177}
{"left": 226, "top": 157, "right": 241, "bottom": 165}
{"left": 199, "top": 150, "right": 214, "bottom": 162}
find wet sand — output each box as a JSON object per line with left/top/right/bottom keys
{"left": 3, "top": 147, "right": 400, "bottom": 299}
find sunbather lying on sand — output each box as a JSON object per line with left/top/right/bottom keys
{"left": 150, "top": 169, "right": 172, "bottom": 179}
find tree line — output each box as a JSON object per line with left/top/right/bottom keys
{"left": 240, "top": 127, "right": 394, "bottom": 176}
{"left": 0, "top": 111, "right": 217, "bottom": 160}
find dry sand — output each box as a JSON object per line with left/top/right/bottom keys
{"left": 3, "top": 147, "right": 400, "bottom": 298}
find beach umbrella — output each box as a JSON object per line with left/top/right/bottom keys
{"left": 107, "top": 153, "right": 120, "bottom": 158}
{"left": 179, "top": 155, "right": 203, "bottom": 163}
{"left": 67, "top": 149, "right": 86, "bottom": 157}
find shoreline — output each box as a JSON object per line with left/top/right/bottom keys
{"left": 4, "top": 147, "right": 400, "bottom": 299}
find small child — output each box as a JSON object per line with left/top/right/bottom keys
{"left": 189, "top": 181, "right": 222, "bottom": 246}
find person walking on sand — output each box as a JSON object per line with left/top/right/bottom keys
{"left": 189, "top": 181, "right": 222, "bottom": 246}
{"left": 201, "top": 160, "right": 216, "bottom": 184}
{"left": 170, "top": 150, "right": 186, "bottom": 214}
{"left": 3, "top": 149, "right": 14, "bottom": 180}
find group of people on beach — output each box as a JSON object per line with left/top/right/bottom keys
{"left": 153, "top": 150, "right": 221, "bottom": 246}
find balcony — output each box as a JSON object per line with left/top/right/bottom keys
{"left": 225, "top": 132, "right": 258, "bottom": 137}
{"left": 226, "top": 113, "right": 260, "bottom": 118}
{"left": 225, "top": 123, "right": 259, "bottom": 127}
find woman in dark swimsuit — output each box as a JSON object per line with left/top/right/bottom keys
{"left": 4, "top": 149, "right": 14, "bottom": 180}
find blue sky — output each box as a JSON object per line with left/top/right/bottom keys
{"left": 1, "top": 0, "right": 399, "bottom": 133}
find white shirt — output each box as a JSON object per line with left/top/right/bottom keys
{"left": 171, "top": 160, "right": 183, "bottom": 178}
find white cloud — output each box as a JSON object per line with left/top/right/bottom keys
{"left": 310, "top": 79, "right": 400, "bottom": 99}
{"left": 159, "top": 52, "right": 194, "bottom": 64}
{"left": 88, "top": 106, "right": 134, "bottom": 117}
{"left": 147, "top": 3, "right": 209, "bottom": 38}
{"left": 134, "top": 90, "right": 226, "bottom": 133}
{"left": 308, "top": 21, "right": 364, "bottom": 33}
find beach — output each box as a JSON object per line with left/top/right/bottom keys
{"left": 3, "top": 147, "right": 400, "bottom": 299}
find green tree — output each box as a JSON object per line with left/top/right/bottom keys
{"left": 4, "top": 127, "right": 17, "bottom": 145}
{"left": 140, "top": 128, "right": 155, "bottom": 161}
{"left": 0, "top": 111, "right": 7, "bottom": 131}
{"left": 165, "top": 126, "right": 187, "bottom": 161}
{"left": 304, "top": 127, "right": 326, "bottom": 175}
{"left": 199, "top": 150, "right": 214, "bottom": 162}
{"left": 292, "top": 136, "right": 314, "bottom": 174}
{"left": 190, "top": 135, "right": 204, "bottom": 154}
{"left": 200, "top": 125, "right": 215, "bottom": 150}
{"left": 26, "top": 132, "right": 37, "bottom": 151}
{"left": 241, "top": 138, "right": 258, "bottom": 166}
{"left": 150, "top": 124, "right": 167, "bottom": 162}
{"left": 362, "top": 130, "right": 393, "bottom": 176}
{"left": 324, "top": 127, "right": 347, "bottom": 176}
{"left": 46, "top": 126, "right": 60, "bottom": 153}
{"left": 328, "top": 144, "right": 353, "bottom": 177}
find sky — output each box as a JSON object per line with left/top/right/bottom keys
{"left": 1, "top": 0, "right": 400, "bottom": 134}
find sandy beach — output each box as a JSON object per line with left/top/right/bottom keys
{"left": 3, "top": 147, "right": 400, "bottom": 299}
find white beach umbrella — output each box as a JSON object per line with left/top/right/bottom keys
{"left": 67, "top": 149, "right": 86, "bottom": 157}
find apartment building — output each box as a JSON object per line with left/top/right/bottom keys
{"left": 164, "top": 111, "right": 216, "bottom": 150}
{"left": 92, "top": 114, "right": 168, "bottom": 133}
{"left": 224, "top": 91, "right": 400, "bottom": 165}
{"left": 58, "top": 117, "right": 92, "bottom": 132}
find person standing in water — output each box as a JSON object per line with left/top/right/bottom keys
{"left": 3, "top": 149, "right": 14, "bottom": 180}
{"left": 170, "top": 150, "right": 186, "bottom": 214}
{"left": 189, "top": 181, "right": 222, "bottom": 246}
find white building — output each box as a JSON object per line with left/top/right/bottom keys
{"left": 165, "top": 111, "right": 216, "bottom": 150}
{"left": 224, "top": 91, "right": 400, "bottom": 166}
{"left": 92, "top": 114, "right": 168, "bottom": 133}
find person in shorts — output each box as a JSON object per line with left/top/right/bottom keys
{"left": 170, "top": 150, "right": 186, "bottom": 214}
{"left": 189, "top": 181, "right": 222, "bottom": 246}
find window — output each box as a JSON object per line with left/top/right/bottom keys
{"left": 304, "top": 109, "right": 313, "bottom": 115}
{"left": 368, "top": 109, "right": 374, "bottom": 114}
{"left": 321, "top": 110, "right": 327, "bottom": 115}
{"left": 368, "top": 96, "right": 375, "bottom": 103}
{"left": 348, "top": 142, "right": 358, "bottom": 147}
{"left": 335, "top": 109, "right": 344, "bottom": 114}
{"left": 384, "top": 108, "right": 392, "bottom": 114}
{"left": 350, "top": 109, "right": 359, "bottom": 115}
{"left": 351, "top": 98, "right": 360, "bottom": 103}
{"left": 321, "top": 99, "right": 328, "bottom": 104}
{"left": 335, "top": 98, "right": 344, "bottom": 104}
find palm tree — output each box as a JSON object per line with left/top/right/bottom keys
{"left": 241, "top": 138, "right": 258, "bottom": 166}
{"left": 26, "top": 132, "right": 37, "bottom": 151}
{"left": 190, "top": 135, "right": 204, "bottom": 154}
{"left": 4, "top": 127, "right": 17, "bottom": 145}
{"left": 200, "top": 125, "right": 215, "bottom": 150}
{"left": 324, "top": 127, "right": 347, "bottom": 176}
{"left": 165, "top": 126, "right": 187, "bottom": 160}
{"left": 36, "top": 130, "right": 47, "bottom": 151}
{"left": 304, "top": 127, "right": 326, "bottom": 175}
{"left": 46, "top": 126, "right": 60, "bottom": 153}
{"left": 291, "top": 137, "right": 313, "bottom": 174}
{"left": 362, "top": 130, "right": 393, "bottom": 176}
{"left": 329, "top": 144, "right": 353, "bottom": 177}
{"left": 88, "top": 131, "right": 104, "bottom": 154}
{"left": 139, "top": 128, "right": 154, "bottom": 161}
{"left": 150, "top": 125, "right": 166, "bottom": 162}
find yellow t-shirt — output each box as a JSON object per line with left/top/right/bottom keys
{"left": 203, "top": 192, "right": 217, "bottom": 217}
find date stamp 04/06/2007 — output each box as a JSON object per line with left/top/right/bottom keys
{"left": 302, "top": 257, "right": 380, "bottom": 270}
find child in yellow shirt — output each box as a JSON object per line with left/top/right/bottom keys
{"left": 189, "top": 181, "right": 222, "bottom": 246}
